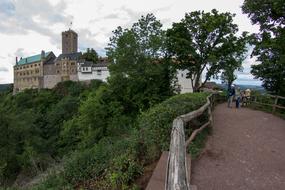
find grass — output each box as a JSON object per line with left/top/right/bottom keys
{"left": 187, "top": 126, "right": 212, "bottom": 159}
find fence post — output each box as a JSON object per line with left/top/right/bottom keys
{"left": 272, "top": 96, "right": 278, "bottom": 113}
{"left": 166, "top": 118, "right": 189, "bottom": 190}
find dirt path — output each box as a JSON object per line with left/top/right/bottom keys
{"left": 191, "top": 103, "right": 285, "bottom": 190}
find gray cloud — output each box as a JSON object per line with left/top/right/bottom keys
{"left": 103, "top": 13, "right": 119, "bottom": 20}
{"left": 0, "top": 0, "right": 72, "bottom": 46}
{"left": 0, "top": 67, "right": 9, "bottom": 72}
{"left": 77, "top": 29, "right": 106, "bottom": 54}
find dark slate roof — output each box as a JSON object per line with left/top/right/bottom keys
{"left": 93, "top": 63, "right": 109, "bottom": 67}
{"left": 44, "top": 52, "right": 56, "bottom": 65}
{"left": 56, "top": 52, "right": 82, "bottom": 61}
{"left": 81, "top": 61, "right": 93, "bottom": 67}
{"left": 18, "top": 51, "right": 52, "bottom": 65}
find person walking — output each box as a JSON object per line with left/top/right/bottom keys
{"left": 235, "top": 86, "right": 241, "bottom": 108}
{"left": 227, "top": 85, "right": 235, "bottom": 108}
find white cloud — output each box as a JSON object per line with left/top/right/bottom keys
{"left": 0, "top": 0, "right": 261, "bottom": 84}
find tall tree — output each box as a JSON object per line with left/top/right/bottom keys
{"left": 106, "top": 14, "right": 174, "bottom": 112}
{"left": 242, "top": 0, "right": 285, "bottom": 95}
{"left": 81, "top": 48, "right": 99, "bottom": 64}
{"left": 220, "top": 33, "right": 249, "bottom": 90}
{"left": 167, "top": 9, "right": 248, "bottom": 92}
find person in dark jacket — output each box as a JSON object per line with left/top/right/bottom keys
{"left": 227, "top": 84, "right": 235, "bottom": 108}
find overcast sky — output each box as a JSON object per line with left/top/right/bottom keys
{"left": 0, "top": 0, "right": 262, "bottom": 85}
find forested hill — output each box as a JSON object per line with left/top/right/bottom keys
{"left": 0, "top": 78, "right": 209, "bottom": 190}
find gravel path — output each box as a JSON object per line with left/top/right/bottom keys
{"left": 191, "top": 103, "right": 285, "bottom": 190}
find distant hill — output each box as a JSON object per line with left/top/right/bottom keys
{"left": 0, "top": 83, "right": 13, "bottom": 92}
{"left": 217, "top": 83, "right": 265, "bottom": 93}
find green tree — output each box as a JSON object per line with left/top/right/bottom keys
{"left": 167, "top": 9, "right": 247, "bottom": 92}
{"left": 106, "top": 14, "right": 174, "bottom": 112}
{"left": 81, "top": 48, "right": 99, "bottom": 64}
{"left": 220, "top": 33, "right": 249, "bottom": 90}
{"left": 242, "top": 0, "right": 285, "bottom": 95}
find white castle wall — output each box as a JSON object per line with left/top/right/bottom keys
{"left": 176, "top": 70, "right": 194, "bottom": 93}
{"left": 77, "top": 66, "right": 110, "bottom": 82}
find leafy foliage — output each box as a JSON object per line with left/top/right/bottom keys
{"left": 242, "top": 0, "right": 285, "bottom": 96}
{"left": 138, "top": 93, "right": 208, "bottom": 163}
{"left": 167, "top": 9, "right": 248, "bottom": 91}
{"left": 80, "top": 48, "right": 99, "bottom": 64}
{"left": 106, "top": 13, "right": 175, "bottom": 112}
{"left": 0, "top": 80, "right": 102, "bottom": 187}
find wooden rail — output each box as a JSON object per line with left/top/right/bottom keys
{"left": 165, "top": 94, "right": 217, "bottom": 190}
{"left": 250, "top": 94, "right": 285, "bottom": 113}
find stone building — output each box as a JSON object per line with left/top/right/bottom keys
{"left": 62, "top": 29, "right": 78, "bottom": 54}
{"left": 13, "top": 51, "right": 56, "bottom": 93}
{"left": 13, "top": 29, "right": 111, "bottom": 93}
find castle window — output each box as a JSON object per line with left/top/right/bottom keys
{"left": 97, "top": 70, "right": 102, "bottom": 75}
{"left": 57, "top": 70, "right": 60, "bottom": 74}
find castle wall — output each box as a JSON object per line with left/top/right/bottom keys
{"left": 43, "top": 75, "right": 61, "bottom": 89}
{"left": 13, "top": 61, "right": 44, "bottom": 92}
{"left": 78, "top": 66, "right": 110, "bottom": 82}
{"left": 176, "top": 69, "right": 194, "bottom": 93}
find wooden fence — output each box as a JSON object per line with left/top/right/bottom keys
{"left": 165, "top": 93, "right": 218, "bottom": 190}
{"left": 250, "top": 94, "right": 285, "bottom": 113}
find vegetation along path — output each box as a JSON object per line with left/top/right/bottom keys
{"left": 191, "top": 103, "right": 285, "bottom": 190}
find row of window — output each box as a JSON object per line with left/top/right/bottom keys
{"left": 17, "top": 69, "right": 40, "bottom": 76}
{"left": 56, "top": 62, "right": 76, "bottom": 66}
{"left": 56, "top": 69, "right": 76, "bottom": 73}
{"left": 81, "top": 70, "right": 102, "bottom": 75}
{"left": 16, "top": 63, "right": 40, "bottom": 70}
{"left": 15, "top": 77, "right": 38, "bottom": 83}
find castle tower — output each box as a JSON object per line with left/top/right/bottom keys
{"left": 62, "top": 29, "right": 78, "bottom": 54}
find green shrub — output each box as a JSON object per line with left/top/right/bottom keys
{"left": 188, "top": 127, "right": 211, "bottom": 158}
{"left": 30, "top": 173, "right": 72, "bottom": 190}
{"left": 63, "top": 144, "right": 110, "bottom": 184}
{"left": 138, "top": 92, "right": 208, "bottom": 163}
{"left": 108, "top": 153, "right": 143, "bottom": 189}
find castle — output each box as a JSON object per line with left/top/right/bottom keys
{"left": 13, "top": 30, "right": 194, "bottom": 93}
{"left": 13, "top": 29, "right": 110, "bottom": 93}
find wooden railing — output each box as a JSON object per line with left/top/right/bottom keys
{"left": 165, "top": 94, "right": 217, "bottom": 190}
{"left": 250, "top": 94, "right": 285, "bottom": 113}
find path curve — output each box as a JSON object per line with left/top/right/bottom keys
{"left": 191, "top": 103, "right": 285, "bottom": 190}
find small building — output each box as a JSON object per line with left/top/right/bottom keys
{"left": 77, "top": 59, "right": 110, "bottom": 82}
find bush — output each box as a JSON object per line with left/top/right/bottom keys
{"left": 63, "top": 142, "right": 111, "bottom": 184}
{"left": 30, "top": 173, "right": 72, "bottom": 190}
{"left": 138, "top": 92, "right": 209, "bottom": 163}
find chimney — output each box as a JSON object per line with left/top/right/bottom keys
{"left": 25, "top": 58, "right": 27, "bottom": 63}
{"left": 41, "top": 50, "right": 45, "bottom": 60}
{"left": 16, "top": 57, "right": 18, "bottom": 65}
